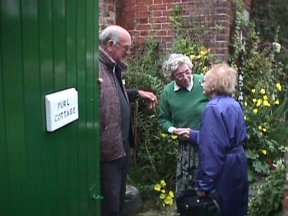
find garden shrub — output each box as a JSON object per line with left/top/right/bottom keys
{"left": 123, "top": 40, "right": 176, "bottom": 201}
{"left": 230, "top": 2, "right": 288, "bottom": 180}
{"left": 230, "top": 3, "right": 287, "bottom": 214}
{"left": 248, "top": 160, "right": 285, "bottom": 216}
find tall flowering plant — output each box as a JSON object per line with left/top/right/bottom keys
{"left": 230, "top": 14, "right": 288, "bottom": 178}
{"left": 243, "top": 82, "right": 287, "bottom": 175}
{"left": 228, "top": 2, "right": 288, "bottom": 178}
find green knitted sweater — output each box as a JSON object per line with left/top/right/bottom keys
{"left": 159, "top": 74, "right": 209, "bottom": 132}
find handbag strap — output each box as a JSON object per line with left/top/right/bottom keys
{"left": 210, "top": 196, "right": 223, "bottom": 216}
{"left": 208, "top": 189, "right": 223, "bottom": 216}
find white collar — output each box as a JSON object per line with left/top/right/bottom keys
{"left": 174, "top": 76, "right": 194, "bottom": 92}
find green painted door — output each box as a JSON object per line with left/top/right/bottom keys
{"left": 0, "top": 0, "right": 100, "bottom": 216}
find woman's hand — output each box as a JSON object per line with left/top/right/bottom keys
{"left": 196, "top": 190, "right": 206, "bottom": 197}
{"left": 173, "top": 128, "right": 191, "bottom": 140}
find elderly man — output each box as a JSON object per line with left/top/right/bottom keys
{"left": 99, "top": 25, "right": 157, "bottom": 216}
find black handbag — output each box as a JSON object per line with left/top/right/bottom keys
{"left": 176, "top": 189, "right": 222, "bottom": 216}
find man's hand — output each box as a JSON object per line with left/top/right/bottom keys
{"left": 138, "top": 90, "right": 158, "bottom": 109}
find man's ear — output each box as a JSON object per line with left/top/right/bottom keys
{"left": 106, "top": 40, "right": 114, "bottom": 52}
{"left": 107, "top": 39, "right": 114, "bottom": 47}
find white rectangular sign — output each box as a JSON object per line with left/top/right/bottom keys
{"left": 45, "top": 88, "right": 79, "bottom": 132}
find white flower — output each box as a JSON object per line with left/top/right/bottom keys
{"left": 272, "top": 42, "right": 281, "bottom": 53}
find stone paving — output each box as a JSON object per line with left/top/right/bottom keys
{"left": 134, "top": 204, "right": 177, "bottom": 216}
{"left": 124, "top": 179, "right": 266, "bottom": 216}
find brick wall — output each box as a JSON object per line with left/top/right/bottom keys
{"left": 99, "top": 0, "right": 117, "bottom": 29}
{"left": 117, "top": 0, "right": 176, "bottom": 49}
{"left": 100, "top": 0, "right": 253, "bottom": 61}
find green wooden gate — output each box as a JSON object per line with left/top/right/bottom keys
{"left": 0, "top": 0, "right": 100, "bottom": 215}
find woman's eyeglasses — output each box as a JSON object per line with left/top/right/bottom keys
{"left": 174, "top": 69, "right": 191, "bottom": 80}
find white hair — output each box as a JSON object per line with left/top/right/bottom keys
{"left": 162, "top": 53, "right": 193, "bottom": 80}
{"left": 99, "top": 25, "right": 123, "bottom": 45}
{"left": 205, "top": 63, "right": 238, "bottom": 96}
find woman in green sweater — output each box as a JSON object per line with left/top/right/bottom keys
{"left": 159, "top": 53, "right": 209, "bottom": 203}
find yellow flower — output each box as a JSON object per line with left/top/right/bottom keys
{"left": 160, "top": 180, "right": 166, "bottom": 187}
{"left": 251, "top": 89, "right": 256, "bottom": 93}
{"left": 164, "top": 196, "right": 174, "bottom": 206}
{"left": 168, "top": 191, "right": 174, "bottom": 198}
{"left": 161, "top": 133, "right": 168, "bottom": 138}
{"left": 258, "top": 125, "right": 262, "bottom": 131}
{"left": 244, "top": 102, "right": 248, "bottom": 107}
{"left": 154, "top": 184, "right": 161, "bottom": 191}
{"left": 261, "top": 149, "right": 267, "bottom": 155}
{"left": 171, "top": 135, "right": 178, "bottom": 140}
{"left": 262, "top": 128, "right": 267, "bottom": 132}
{"left": 190, "top": 54, "right": 196, "bottom": 60}
{"left": 252, "top": 98, "right": 257, "bottom": 103}
{"left": 256, "top": 99, "right": 262, "bottom": 107}
{"left": 160, "top": 193, "right": 166, "bottom": 199}
{"left": 276, "top": 82, "right": 282, "bottom": 91}
{"left": 200, "top": 50, "right": 207, "bottom": 56}
{"left": 263, "top": 100, "right": 271, "bottom": 107}
{"left": 155, "top": 180, "right": 175, "bottom": 207}
{"left": 263, "top": 95, "right": 268, "bottom": 100}
{"left": 260, "top": 89, "right": 266, "bottom": 94}
{"left": 274, "top": 99, "right": 280, "bottom": 105}
{"left": 253, "top": 108, "right": 258, "bottom": 114}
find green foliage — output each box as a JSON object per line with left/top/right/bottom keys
{"left": 172, "top": 38, "right": 214, "bottom": 74}
{"left": 168, "top": 4, "right": 216, "bottom": 74}
{"left": 230, "top": 3, "right": 288, "bottom": 179}
{"left": 124, "top": 40, "right": 177, "bottom": 199}
{"left": 252, "top": 0, "right": 288, "bottom": 47}
{"left": 229, "top": 2, "right": 288, "bottom": 214}
{"left": 248, "top": 160, "right": 286, "bottom": 216}
{"left": 124, "top": 39, "right": 165, "bottom": 92}
{"left": 169, "top": 4, "right": 183, "bottom": 28}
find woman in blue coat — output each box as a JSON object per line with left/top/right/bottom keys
{"left": 182, "top": 63, "right": 249, "bottom": 216}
